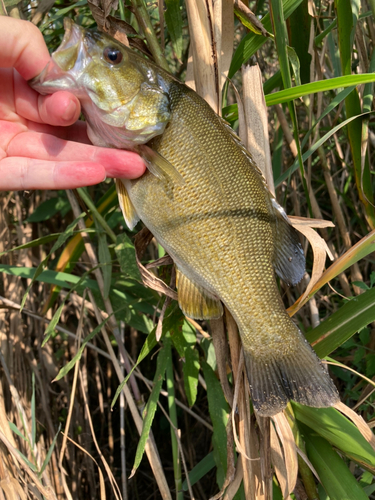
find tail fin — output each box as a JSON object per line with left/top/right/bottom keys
{"left": 244, "top": 337, "right": 339, "bottom": 417}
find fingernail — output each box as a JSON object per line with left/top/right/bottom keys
{"left": 61, "top": 99, "right": 77, "bottom": 122}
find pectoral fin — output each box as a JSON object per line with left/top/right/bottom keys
{"left": 271, "top": 198, "right": 305, "bottom": 286}
{"left": 141, "top": 145, "right": 185, "bottom": 186}
{"left": 116, "top": 179, "right": 140, "bottom": 230}
{"left": 176, "top": 269, "right": 223, "bottom": 320}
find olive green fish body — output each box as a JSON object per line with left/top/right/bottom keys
{"left": 30, "top": 21, "right": 339, "bottom": 415}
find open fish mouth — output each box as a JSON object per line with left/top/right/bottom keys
{"left": 28, "top": 18, "right": 87, "bottom": 93}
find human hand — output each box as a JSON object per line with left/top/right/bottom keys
{"left": 0, "top": 17, "right": 145, "bottom": 191}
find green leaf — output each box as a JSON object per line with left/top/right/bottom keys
{"left": 164, "top": 0, "right": 183, "bottom": 59}
{"left": 182, "top": 452, "right": 216, "bottom": 491}
{"left": 287, "top": 45, "right": 301, "bottom": 87}
{"left": 38, "top": 424, "right": 61, "bottom": 477}
{"left": 0, "top": 265, "right": 99, "bottom": 291}
{"left": 306, "top": 286, "right": 375, "bottom": 358}
{"left": 114, "top": 233, "right": 142, "bottom": 281}
{"left": 201, "top": 361, "right": 230, "bottom": 482}
{"left": 9, "top": 421, "right": 26, "bottom": 441}
{"left": 26, "top": 196, "right": 70, "bottom": 222}
{"left": 112, "top": 328, "right": 158, "bottom": 407}
{"left": 96, "top": 220, "right": 112, "bottom": 300}
{"left": 293, "top": 404, "right": 375, "bottom": 470}
{"left": 132, "top": 338, "right": 171, "bottom": 473}
{"left": 265, "top": 74, "right": 375, "bottom": 106}
{"left": 20, "top": 213, "right": 86, "bottom": 310}
{"left": 171, "top": 320, "right": 199, "bottom": 406}
{"left": 301, "top": 423, "right": 369, "bottom": 500}
{"left": 287, "top": 0, "right": 311, "bottom": 84}
{"left": 183, "top": 346, "right": 200, "bottom": 407}
{"left": 54, "top": 315, "right": 112, "bottom": 381}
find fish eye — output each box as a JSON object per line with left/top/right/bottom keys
{"left": 103, "top": 47, "right": 123, "bottom": 65}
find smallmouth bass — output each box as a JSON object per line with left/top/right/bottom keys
{"left": 30, "top": 19, "right": 339, "bottom": 416}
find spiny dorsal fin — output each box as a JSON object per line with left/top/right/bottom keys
{"left": 116, "top": 179, "right": 140, "bottom": 230}
{"left": 271, "top": 198, "right": 305, "bottom": 286}
{"left": 176, "top": 268, "right": 223, "bottom": 320}
{"left": 141, "top": 145, "right": 185, "bottom": 185}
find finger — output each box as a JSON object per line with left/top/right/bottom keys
{"left": 14, "top": 71, "right": 81, "bottom": 126}
{"left": 0, "top": 18, "right": 50, "bottom": 79}
{"left": 0, "top": 157, "right": 106, "bottom": 190}
{"left": 7, "top": 131, "right": 146, "bottom": 179}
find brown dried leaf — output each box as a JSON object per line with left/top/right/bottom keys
{"left": 272, "top": 413, "right": 298, "bottom": 496}
{"left": 234, "top": 0, "right": 269, "bottom": 37}
{"left": 185, "top": 0, "right": 218, "bottom": 112}
{"left": 88, "top": 1, "right": 151, "bottom": 56}
{"left": 134, "top": 227, "right": 178, "bottom": 300}
{"left": 288, "top": 215, "right": 335, "bottom": 229}
{"left": 223, "top": 458, "right": 244, "bottom": 500}
{"left": 270, "top": 423, "right": 289, "bottom": 499}
{"left": 242, "top": 65, "right": 274, "bottom": 194}
{"left": 288, "top": 220, "right": 334, "bottom": 316}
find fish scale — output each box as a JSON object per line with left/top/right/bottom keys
{"left": 30, "top": 20, "right": 339, "bottom": 416}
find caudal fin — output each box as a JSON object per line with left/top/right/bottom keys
{"left": 244, "top": 337, "right": 339, "bottom": 417}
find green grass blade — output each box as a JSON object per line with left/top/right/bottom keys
{"left": 265, "top": 73, "right": 375, "bottom": 105}
{"left": 0, "top": 265, "right": 100, "bottom": 290}
{"left": 131, "top": 337, "right": 171, "bottom": 474}
{"left": 26, "top": 196, "right": 70, "bottom": 223}
{"left": 335, "top": 0, "right": 375, "bottom": 227}
{"left": 301, "top": 423, "right": 369, "bottom": 500}
{"left": 38, "top": 424, "right": 61, "bottom": 477}
{"left": 293, "top": 404, "right": 375, "bottom": 470}
{"left": 54, "top": 315, "right": 112, "bottom": 381}
{"left": 306, "top": 287, "right": 375, "bottom": 358}
{"left": 96, "top": 221, "right": 112, "bottom": 300}
{"left": 201, "top": 361, "right": 230, "bottom": 485}
{"left": 20, "top": 213, "right": 86, "bottom": 310}
{"left": 165, "top": 342, "right": 183, "bottom": 499}
{"left": 270, "top": 0, "right": 311, "bottom": 214}
{"left": 287, "top": 0, "right": 311, "bottom": 84}
{"left": 275, "top": 111, "right": 373, "bottom": 187}
{"left": 9, "top": 421, "right": 26, "bottom": 441}
{"left": 112, "top": 327, "right": 157, "bottom": 407}
{"left": 164, "top": 0, "right": 183, "bottom": 59}
{"left": 182, "top": 452, "right": 216, "bottom": 491}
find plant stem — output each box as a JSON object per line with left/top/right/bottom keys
{"left": 129, "top": 0, "right": 170, "bottom": 71}
{"left": 166, "top": 352, "right": 183, "bottom": 499}
{"left": 76, "top": 187, "right": 117, "bottom": 244}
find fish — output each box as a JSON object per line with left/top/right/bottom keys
{"left": 30, "top": 18, "right": 339, "bottom": 416}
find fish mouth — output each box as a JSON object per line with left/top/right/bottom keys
{"left": 29, "top": 18, "right": 87, "bottom": 94}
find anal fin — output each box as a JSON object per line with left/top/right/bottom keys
{"left": 115, "top": 179, "right": 140, "bottom": 231}
{"left": 176, "top": 269, "right": 223, "bottom": 320}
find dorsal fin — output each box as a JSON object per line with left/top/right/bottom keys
{"left": 176, "top": 268, "right": 223, "bottom": 320}
{"left": 271, "top": 198, "right": 305, "bottom": 286}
